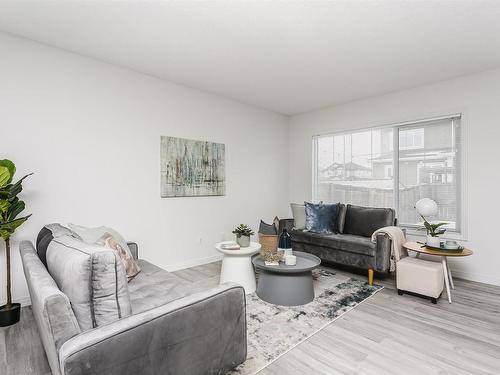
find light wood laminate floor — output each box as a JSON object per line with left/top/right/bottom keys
{"left": 1, "top": 261, "right": 499, "bottom": 374}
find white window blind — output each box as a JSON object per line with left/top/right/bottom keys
{"left": 313, "top": 115, "right": 462, "bottom": 233}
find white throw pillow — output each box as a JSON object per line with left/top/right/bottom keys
{"left": 290, "top": 203, "right": 306, "bottom": 230}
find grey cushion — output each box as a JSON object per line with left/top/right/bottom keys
{"left": 291, "top": 230, "right": 376, "bottom": 256}
{"left": 337, "top": 204, "right": 347, "bottom": 233}
{"left": 290, "top": 203, "right": 306, "bottom": 230}
{"left": 46, "top": 235, "right": 132, "bottom": 331}
{"left": 258, "top": 220, "right": 277, "bottom": 235}
{"left": 128, "top": 260, "right": 196, "bottom": 314}
{"left": 304, "top": 201, "right": 339, "bottom": 233}
{"left": 343, "top": 204, "right": 395, "bottom": 237}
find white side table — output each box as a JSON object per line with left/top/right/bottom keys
{"left": 215, "top": 241, "right": 261, "bottom": 294}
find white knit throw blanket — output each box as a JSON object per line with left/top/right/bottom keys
{"left": 371, "top": 226, "right": 407, "bottom": 272}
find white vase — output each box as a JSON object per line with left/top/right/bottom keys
{"left": 236, "top": 235, "right": 250, "bottom": 247}
{"left": 427, "top": 235, "right": 441, "bottom": 248}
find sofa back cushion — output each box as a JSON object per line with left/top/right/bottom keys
{"left": 46, "top": 235, "right": 132, "bottom": 331}
{"left": 343, "top": 204, "right": 395, "bottom": 237}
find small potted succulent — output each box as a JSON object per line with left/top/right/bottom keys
{"left": 232, "top": 224, "right": 254, "bottom": 247}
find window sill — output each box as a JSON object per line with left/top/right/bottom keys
{"left": 402, "top": 227, "right": 467, "bottom": 242}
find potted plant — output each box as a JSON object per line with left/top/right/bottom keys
{"left": 420, "top": 217, "right": 447, "bottom": 248}
{"left": 232, "top": 224, "right": 254, "bottom": 248}
{"left": 0, "top": 159, "right": 32, "bottom": 327}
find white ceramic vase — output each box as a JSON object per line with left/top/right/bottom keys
{"left": 236, "top": 235, "right": 250, "bottom": 247}
{"left": 427, "top": 235, "right": 441, "bottom": 248}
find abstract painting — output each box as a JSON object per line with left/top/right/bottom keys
{"left": 160, "top": 136, "right": 225, "bottom": 197}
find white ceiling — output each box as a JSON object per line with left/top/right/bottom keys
{"left": 1, "top": 1, "right": 500, "bottom": 115}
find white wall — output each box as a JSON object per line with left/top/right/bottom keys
{"left": 289, "top": 68, "right": 500, "bottom": 286}
{"left": 0, "top": 33, "right": 289, "bottom": 305}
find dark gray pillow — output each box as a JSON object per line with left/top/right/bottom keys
{"left": 343, "top": 204, "right": 395, "bottom": 237}
{"left": 259, "top": 220, "right": 277, "bottom": 235}
{"left": 337, "top": 203, "right": 347, "bottom": 233}
{"left": 304, "top": 202, "right": 339, "bottom": 233}
{"left": 36, "top": 224, "right": 82, "bottom": 268}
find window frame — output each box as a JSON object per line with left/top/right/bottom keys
{"left": 312, "top": 113, "right": 467, "bottom": 240}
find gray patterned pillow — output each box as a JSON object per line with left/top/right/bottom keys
{"left": 98, "top": 234, "right": 141, "bottom": 281}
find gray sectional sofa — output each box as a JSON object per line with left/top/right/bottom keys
{"left": 280, "top": 204, "right": 396, "bottom": 283}
{"left": 20, "top": 236, "right": 246, "bottom": 375}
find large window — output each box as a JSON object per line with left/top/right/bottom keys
{"left": 313, "top": 115, "right": 462, "bottom": 233}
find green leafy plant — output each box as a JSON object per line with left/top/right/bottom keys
{"left": 232, "top": 224, "right": 254, "bottom": 238}
{"left": 419, "top": 214, "right": 447, "bottom": 237}
{"left": 0, "top": 160, "right": 32, "bottom": 309}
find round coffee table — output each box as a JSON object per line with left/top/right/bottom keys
{"left": 252, "top": 251, "right": 321, "bottom": 306}
{"left": 215, "top": 241, "right": 261, "bottom": 294}
{"left": 403, "top": 242, "right": 473, "bottom": 304}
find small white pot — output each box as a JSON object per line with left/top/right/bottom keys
{"left": 236, "top": 235, "right": 250, "bottom": 247}
{"left": 427, "top": 235, "right": 441, "bottom": 248}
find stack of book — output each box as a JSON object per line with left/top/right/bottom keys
{"left": 220, "top": 242, "right": 240, "bottom": 250}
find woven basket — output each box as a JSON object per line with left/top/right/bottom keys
{"left": 258, "top": 233, "right": 278, "bottom": 256}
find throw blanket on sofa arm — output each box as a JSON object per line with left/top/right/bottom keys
{"left": 371, "top": 226, "right": 408, "bottom": 272}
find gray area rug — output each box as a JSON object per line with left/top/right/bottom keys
{"left": 230, "top": 268, "right": 383, "bottom": 375}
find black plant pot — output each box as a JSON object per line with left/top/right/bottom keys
{"left": 0, "top": 303, "right": 21, "bottom": 327}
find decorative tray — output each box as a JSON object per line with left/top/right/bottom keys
{"left": 422, "top": 243, "right": 464, "bottom": 252}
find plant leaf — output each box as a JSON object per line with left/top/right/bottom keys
{"left": 0, "top": 160, "right": 16, "bottom": 184}
{"left": 0, "top": 166, "right": 10, "bottom": 188}
{"left": 5, "top": 173, "right": 33, "bottom": 199}
{"left": 0, "top": 214, "right": 31, "bottom": 239}
{"left": 8, "top": 199, "right": 25, "bottom": 221}
{"left": 432, "top": 222, "right": 448, "bottom": 229}
{"left": 0, "top": 200, "right": 10, "bottom": 214}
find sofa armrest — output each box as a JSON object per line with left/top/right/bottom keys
{"left": 126, "top": 242, "right": 138, "bottom": 260}
{"left": 58, "top": 283, "right": 247, "bottom": 375}
{"left": 375, "top": 233, "right": 391, "bottom": 272}
{"left": 20, "top": 241, "right": 82, "bottom": 375}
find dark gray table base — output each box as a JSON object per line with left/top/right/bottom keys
{"left": 256, "top": 270, "right": 314, "bottom": 306}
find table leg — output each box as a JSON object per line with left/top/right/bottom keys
{"left": 441, "top": 257, "right": 452, "bottom": 303}
{"left": 445, "top": 257, "right": 455, "bottom": 289}
{"left": 220, "top": 255, "right": 256, "bottom": 294}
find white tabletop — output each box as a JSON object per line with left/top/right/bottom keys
{"left": 215, "top": 241, "right": 261, "bottom": 256}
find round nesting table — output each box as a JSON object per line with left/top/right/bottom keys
{"left": 403, "top": 242, "right": 473, "bottom": 304}
{"left": 215, "top": 241, "right": 261, "bottom": 294}
{"left": 252, "top": 251, "right": 321, "bottom": 306}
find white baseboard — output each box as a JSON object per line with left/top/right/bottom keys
{"left": 450, "top": 270, "right": 500, "bottom": 286}
{"left": 163, "top": 254, "right": 223, "bottom": 272}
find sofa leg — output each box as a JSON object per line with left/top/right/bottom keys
{"left": 368, "top": 268, "right": 374, "bottom": 286}
{"left": 431, "top": 297, "right": 437, "bottom": 304}
{"left": 397, "top": 289, "right": 404, "bottom": 296}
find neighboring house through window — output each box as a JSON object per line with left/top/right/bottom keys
{"left": 312, "top": 114, "right": 462, "bottom": 234}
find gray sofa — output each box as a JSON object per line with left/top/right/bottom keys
{"left": 20, "top": 239, "right": 246, "bottom": 375}
{"left": 280, "top": 204, "right": 396, "bottom": 284}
